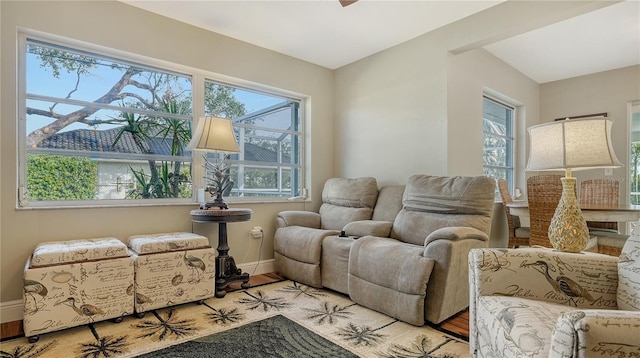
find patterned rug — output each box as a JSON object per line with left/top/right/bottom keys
{"left": 0, "top": 280, "right": 469, "bottom": 357}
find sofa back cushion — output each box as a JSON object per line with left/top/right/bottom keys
{"left": 372, "top": 185, "right": 405, "bottom": 222}
{"left": 391, "top": 175, "right": 495, "bottom": 245}
{"left": 319, "top": 177, "right": 378, "bottom": 230}
{"left": 617, "top": 229, "right": 640, "bottom": 310}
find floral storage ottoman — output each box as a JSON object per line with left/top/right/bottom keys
{"left": 23, "top": 237, "right": 134, "bottom": 343}
{"left": 127, "top": 232, "right": 215, "bottom": 317}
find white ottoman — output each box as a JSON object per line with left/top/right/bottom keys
{"left": 23, "top": 237, "right": 134, "bottom": 343}
{"left": 128, "top": 232, "right": 215, "bottom": 316}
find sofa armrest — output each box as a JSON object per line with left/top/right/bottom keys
{"left": 417, "top": 227, "right": 488, "bottom": 324}
{"left": 343, "top": 220, "right": 393, "bottom": 238}
{"left": 551, "top": 310, "right": 640, "bottom": 357}
{"left": 276, "top": 211, "right": 321, "bottom": 229}
{"left": 424, "top": 226, "right": 488, "bottom": 246}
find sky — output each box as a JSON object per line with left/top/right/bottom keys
{"left": 25, "top": 43, "right": 283, "bottom": 135}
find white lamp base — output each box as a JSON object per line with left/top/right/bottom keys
{"left": 548, "top": 177, "right": 590, "bottom": 252}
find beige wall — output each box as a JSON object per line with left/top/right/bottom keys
{"left": 0, "top": 1, "right": 334, "bottom": 306}
{"left": 333, "top": 1, "right": 606, "bottom": 186}
{"left": 333, "top": 34, "right": 449, "bottom": 185}
{"left": 447, "top": 48, "right": 540, "bottom": 187}
{"left": 538, "top": 65, "right": 640, "bottom": 203}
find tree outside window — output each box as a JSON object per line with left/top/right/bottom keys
{"left": 482, "top": 96, "right": 515, "bottom": 195}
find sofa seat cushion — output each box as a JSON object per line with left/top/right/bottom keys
{"left": 128, "top": 232, "right": 209, "bottom": 254}
{"left": 348, "top": 236, "right": 434, "bottom": 326}
{"left": 30, "top": 237, "right": 128, "bottom": 267}
{"left": 477, "top": 296, "right": 573, "bottom": 357}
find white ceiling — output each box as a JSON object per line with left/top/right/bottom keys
{"left": 485, "top": 0, "right": 640, "bottom": 83}
{"left": 122, "top": 0, "right": 640, "bottom": 84}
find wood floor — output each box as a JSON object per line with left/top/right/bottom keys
{"left": 1, "top": 272, "right": 469, "bottom": 341}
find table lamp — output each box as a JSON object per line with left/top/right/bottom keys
{"left": 526, "top": 117, "right": 622, "bottom": 252}
{"left": 187, "top": 116, "right": 240, "bottom": 209}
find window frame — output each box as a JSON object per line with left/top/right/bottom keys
{"left": 198, "top": 79, "right": 304, "bottom": 201}
{"left": 17, "top": 30, "right": 306, "bottom": 209}
{"left": 482, "top": 94, "right": 516, "bottom": 194}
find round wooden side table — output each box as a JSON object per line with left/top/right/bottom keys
{"left": 190, "top": 208, "right": 253, "bottom": 298}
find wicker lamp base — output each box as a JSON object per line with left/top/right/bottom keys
{"left": 548, "top": 177, "right": 590, "bottom": 253}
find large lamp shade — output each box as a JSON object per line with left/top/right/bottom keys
{"left": 526, "top": 117, "right": 622, "bottom": 252}
{"left": 527, "top": 118, "right": 621, "bottom": 171}
{"left": 187, "top": 116, "right": 240, "bottom": 153}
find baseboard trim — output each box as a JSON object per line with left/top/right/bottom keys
{"left": 0, "top": 300, "right": 24, "bottom": 325}
{"left": 238, "top": 258, "right": 275, "bottom": 277}
{"left": 1, "top": 259, "right": 275, "bottom": 325}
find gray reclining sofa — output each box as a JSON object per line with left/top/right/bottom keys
{"left": 274, "top": 174, "right": 495, "bottom": 325}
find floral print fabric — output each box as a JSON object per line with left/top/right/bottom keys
{"left": 468, "top": 242, "right": 640, "bottom": 357}
{"left": 30, "top": 237, "right": 129, "bottom": 267}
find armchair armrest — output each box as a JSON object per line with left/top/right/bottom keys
{"left": 343, "top": 220, "right": 393, "bottom": 238}
{"left": 276, "top": 211, "right": 321, "bottom": 229}
{"left": 469, "top": 248, "right": 620, "bottom": 309}
{"left": 551, "top": 310, "right": 640, "bottom": 357}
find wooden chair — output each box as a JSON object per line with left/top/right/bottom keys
{"left": 497, "top": 179, "right": 530, "bottom": 248}
{"left": 526, "top": 174, "right": 564, "bottom": 248}
{"left": 579, "top": 179, "right": 627, "bottom": 256}
{"left": 579, "top": 179, "right": 619, "bottom": 231}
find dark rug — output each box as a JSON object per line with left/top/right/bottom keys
{"left": 137, "top": 314, "right": 357, "bottom": 358}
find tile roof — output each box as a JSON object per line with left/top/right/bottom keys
{"left": 36, "top": 127, "right": 290, "bottom": 163}
{"left": 37, "top": 127, "right": 175, "bottom": 155}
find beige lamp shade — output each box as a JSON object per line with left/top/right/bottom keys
{"left": 187, "top": 116, "right": 240, "bottom": 153}
{"left": 526, "top": 118, "right": 622, "bottom": 172}
{"left": 525, "top": 117, "right": 622, "bottom": 253}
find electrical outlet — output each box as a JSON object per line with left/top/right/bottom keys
{"left": 250, "top": 226, "right": 263, "bottom": 239}
{"left": 604, "top": 168, "right": 613, "bottom": 176}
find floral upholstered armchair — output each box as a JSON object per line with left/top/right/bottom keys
{"left": 469, "top": 228, "right": 640, "bottom": 357}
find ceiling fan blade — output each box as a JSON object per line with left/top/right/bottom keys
{"left": 339, "top": 0, "right": 358, "bottom": 7}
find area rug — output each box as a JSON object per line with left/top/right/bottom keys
{"left": 0, "top": 280, "right": 470, "bottom": 357}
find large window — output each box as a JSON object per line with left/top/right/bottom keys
{"left": 482, "top": 96, "right": 515, "bottom": 192}
{"left": 18, "top": 34, "right": 304, "bottom": 208}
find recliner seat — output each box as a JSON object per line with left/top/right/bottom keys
{"left": 274, "top": 177, "right": 379, "bottom": 287}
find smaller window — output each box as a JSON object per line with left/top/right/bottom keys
{"left": 203, "top": 81, "right": 303, "bottom": 199}
{"left": 482, "top": 96, "right": 515, "bottom": 194}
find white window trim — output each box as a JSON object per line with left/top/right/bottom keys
{"left": 482, "top": 91, "right": 519, "bottom": 194}
{"left": 17, "top": 29, "right": 307, "bottom": 209}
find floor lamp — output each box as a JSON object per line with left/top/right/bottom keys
{"left": 187, "top": 116, "right": 240, "bottom": 210}
{"left": 526, "top": 117, "right": 622, "bottom": 252}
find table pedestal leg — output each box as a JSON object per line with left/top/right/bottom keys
{"left": 215, "top": 222, "right": 250, "bottom": 298}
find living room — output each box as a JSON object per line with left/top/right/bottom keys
{"left": 1, "top": 0, "right": 638, "bottom": 351}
